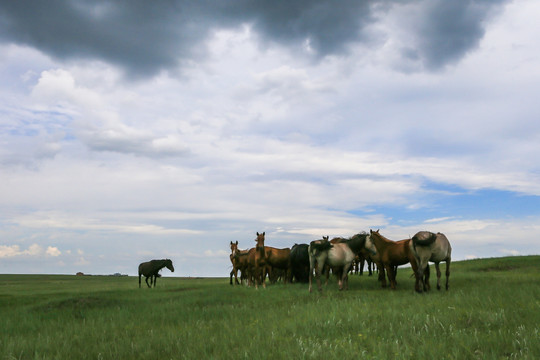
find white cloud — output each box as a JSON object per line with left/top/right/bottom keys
{"left": 0, "top": 243, "right": 59, "bottom": 258}
{"left": 46, "top": 246, "right": 61, "bottom": 257}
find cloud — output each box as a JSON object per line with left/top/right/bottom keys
{"left": 46, "top": 246, "right": 61, "bottom": 257}
{"left": 0, "top": 1, "right": 509, "bottom": 77}
{"left": 0, "top": 243, "right": 60, "bottom": 258}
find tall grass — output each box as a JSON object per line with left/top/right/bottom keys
{"left": 1, "top": 256, "right": 539, "bottom": 359}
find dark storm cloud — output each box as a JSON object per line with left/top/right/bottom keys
{"left": 409, "top": 0, "right": 508, "bottom": 70}
{"left": 0, "top": 0, "right": 509, "bottom": 76}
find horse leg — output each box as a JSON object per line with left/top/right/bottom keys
{"left": 145, "top": 276, "right": 151, "bottom": 288}
{"left": 234, "top": 267, "right": 240, "bottom": 285}
{"left": 445, "top": 259, "right": 451, "bottom": 290}
{"left": 378, "top": 262, "right": 387, "bottom": 288}
{"left": 324, "top": 264, "right": 330, "bottom": 286}
{"left": 316, "top": 264, "right": 324, "bottom": 292}
{"left": 139, "top": 274, "right": 142, "bottom": 288}
{"left": 384, "top": 264, "right": 396, "bottom": 289}
{"left": 435, "top": 262, "right": 442, "bottom": 290}
{"left": 410, "top": 260, "right": 422, "bottom": 293}
{"left": 343, "top": 263, "right": 352, "bottom": 290}
{"left": 424, "top": 264, "right": 431, "bottom": 291}
{"left": 153, "top": 274, "right": 157, "bottom": 288}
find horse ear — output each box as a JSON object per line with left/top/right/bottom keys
{"left": 262, "top": 232, "right": 265, "bottom": 236}
{"left": 235, "top": 241, "right": 238, "bottom": 245}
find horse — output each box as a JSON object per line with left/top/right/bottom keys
{"left": 229, "top": 241, "right": 249, "bottom": 285}
{"left": 411, "top": 231, "right": 452, "bottom": 291}
{"left": 138, "top": 259, "right": 174, "bottom": 288}
{"left": 308, "top": 232, "right": 375, "bottom": 292}
{"left": 290, "top": 243, "right": 310, "bottom": 283}
{"left": 368, "top": 229, "right": 422, "bottom": 292}
{"left": 247, "top": 232, "right": 267, "bottom": 289}
{"left": 265, "top": 246, "right": 292, "bottom": 284}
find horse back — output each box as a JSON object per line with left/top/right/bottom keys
{"left": 327, "top": 243, "right": 356, "bottom": 266}
{"left": 265, "top": 246, "right": 290, "bottom": 268}
{"left": 384, "top": 239, "right": 415, "bottom": 266}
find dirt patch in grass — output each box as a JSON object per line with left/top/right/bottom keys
{"left": 478, "top": 265, "right": 519, "bottom": 272}
{"left": 37, "top": 296, "right": 120, "bottom": 313}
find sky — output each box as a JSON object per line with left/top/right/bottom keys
{"left": 1, "top": 0, "right": 539, "bottom": 277}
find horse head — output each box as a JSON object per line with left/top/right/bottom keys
{"left": 165, "top": 259, "right": 174, "bottom": 272}
{"left": 255, "top": 232, "right": 265, "bottom": 250}
{"left": 364, "top": 233, "right": 377, "bottom": 256}
{"left": 230, "top": 241, "right": 239, "bottom": 256}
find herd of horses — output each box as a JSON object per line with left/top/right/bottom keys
{"left": 229, "top": 230, "right": 452, "bottom": 293}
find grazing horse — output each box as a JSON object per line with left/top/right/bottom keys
{"left": 247, "top": 232, "right": 267, "bottom": 289}
{"left": 308, "top": 232, "right": 375, "bottom": 292}
{"left": 411, "top": 231, "right": 452, "bottom": 291}
{"left": 368, "top": 230, "right": 422, "bottom": 292}
{"left": 290, "top": 243, "right": 310, "bottom": 283}
{"left": 230, "top": 241, "right": 249, "bottom": 285}
{"left": 138, "top": 259, "right": 174, "bottom": 288}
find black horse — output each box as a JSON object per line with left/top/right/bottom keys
{"left": 138, "top": 259, "right": 174, "bottom": 288}
{"left": 290, "top": 243, "right": 310, "bottom": 283}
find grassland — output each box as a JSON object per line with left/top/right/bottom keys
{"left": 1, "top": 256, "right": 539, "bottom": 359}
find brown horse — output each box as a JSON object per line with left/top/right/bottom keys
{"left": 368, "top": 230, "right": 422, "bottom": 292}
{"left": 411, "top": 231, "right": 452, "bottom": 291}
{"left": 247, "top": 232, "right": 267, "bottom": 289}
{"left": 308, "top": 232, "right": 374, "bottom": 292}
{"left": 229, "top": 241, "right": 249, "bottom": 285}
{"left": 265, "top": 246, "right": 292, "bottom": 284}
{"left": 138, "top": 259, "right": 174, "bottom": 288}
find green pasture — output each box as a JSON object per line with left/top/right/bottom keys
{"left": 1, "top": 256, "right": 539, "bottom": 359}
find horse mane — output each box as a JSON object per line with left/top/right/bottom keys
{"left": 309, "top": 238, "right": 333, "bottom": 252}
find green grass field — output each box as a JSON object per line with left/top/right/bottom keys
{"left": 1, "top": 256, "right": 539, "bottom": 359}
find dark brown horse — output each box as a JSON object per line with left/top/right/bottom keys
{"left": 368, "top": 230, "right": 422, "bottom": 292}
{"left": 247, "top": 232, "right": 267, "bottom": 289}
{"left": 138, "top": 259, "right": 174, "bottom": 288}
{"left": 230, "top": 241, "right": 249, "bottom": 285}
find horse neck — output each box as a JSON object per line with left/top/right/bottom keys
{"left": 155, "top": 260, "right": 167, "bottom": 270}
{"left": 256, "top": 243, "right": 265, "bottom": 256}
{"left": 371, "top": 233, "right": 392, "bottom": 250}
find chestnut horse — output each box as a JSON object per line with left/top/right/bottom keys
{"left": 138, "top": 259, "right": 174, "bottom": 288}
{"left": 368, "top": 230, "right": 422, "bottom": 292}
{"left": 229, "top": 241, "right": 249, "bottom": 285}
{"left": 308, "top": 232, "right": 375, "bottom": 292}
{"left": 411, "top": 231, "right": 452, "bottom": 291}
{"left": 265, "top": 245, "right": 292, "bottom": 284}
{"left": 247, "top": 232, "right": 267, "bottom": 289}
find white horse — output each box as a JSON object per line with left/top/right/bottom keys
{"left": 411, "top": 231, "right": 452, "bottom": 291}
